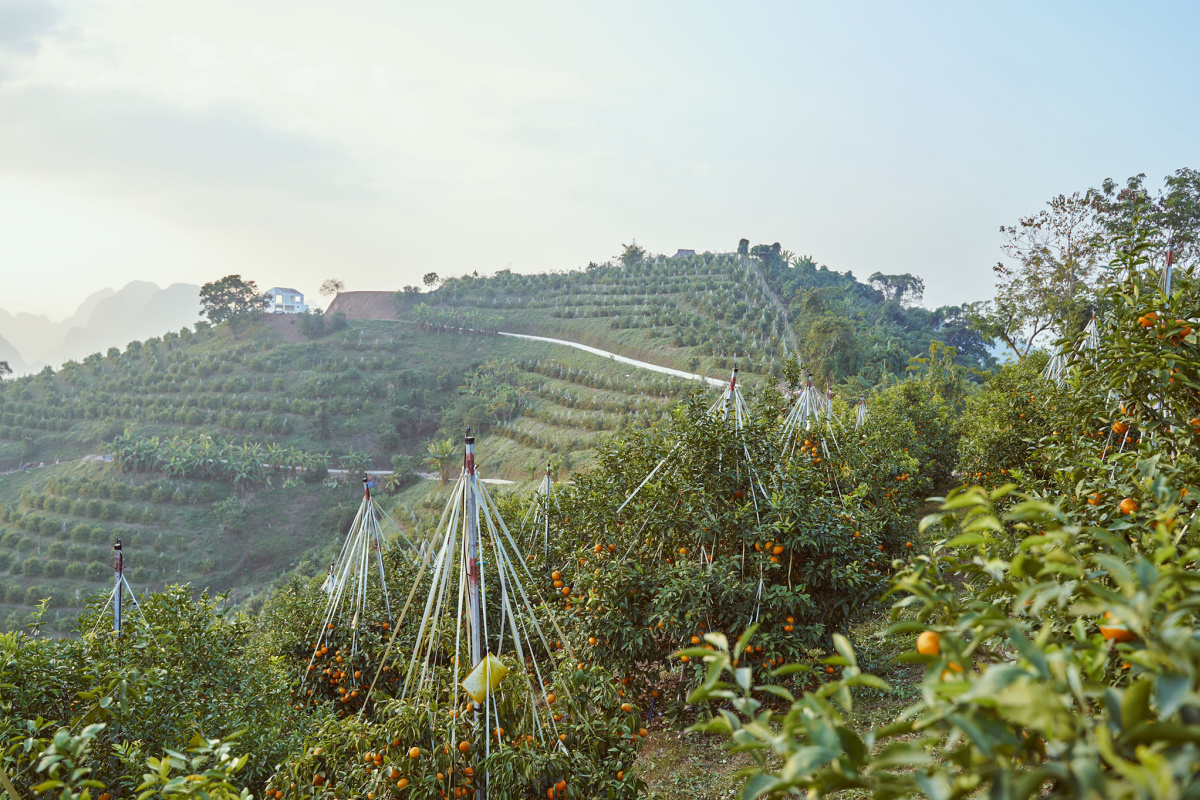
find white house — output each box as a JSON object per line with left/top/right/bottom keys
{"left": 265, "top": 287, "right": 309, "bottom": 314}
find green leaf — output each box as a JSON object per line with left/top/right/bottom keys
{"left": 778, "top": 745, "right": 838, "bottom": 781}
{"left": 1009, "top": 631, "right": 1049, "bottom": 679}
{"left": 1155, "top": 673, "right": 1191, "bottom": 718}
{"left": 741, "top": 772, "right": 784, "bottom": 800}
{"left": 1122, "top": 677, "right": 1153, "bottom": 731}
{"left": 733, "top": 625, "right": 759, "bottom": 663}
{"left": 872, "top": 740, "right": 932, "bottom": 768}
{"left": 831, "top": 634, "right": 857, "bottom": 669}
{"left": 913, "top": 771, "right": 952, "bottom": 800}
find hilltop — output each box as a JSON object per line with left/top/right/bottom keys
{"left": 0, "top": 246, "right": 984, "bottom": 631}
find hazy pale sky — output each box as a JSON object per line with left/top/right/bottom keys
{"left": 1, "top": 0, "right": 1197, "bottom": 318}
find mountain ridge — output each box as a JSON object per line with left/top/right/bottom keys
{"left": 0, "top": 281, "right": 201, "bottom": 373}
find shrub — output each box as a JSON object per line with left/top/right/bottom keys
{"left": 23, "top": 585, "right": 48, "bottom": 606}
{"left": 213, "top": 497, "right": 247, "bottom": 534}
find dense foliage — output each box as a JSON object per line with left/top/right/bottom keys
{"left": 690, "top": 221, "right": 1200, "bottom": 798}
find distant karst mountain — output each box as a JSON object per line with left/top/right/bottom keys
{"left": 0, "top": 281, "right": 201, "bottom": 373}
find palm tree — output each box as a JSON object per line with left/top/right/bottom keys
{"left": 340, "top": 449, "right": 373, "bottom": 473}
{"left": 423, "top": 438, "right": 457, "bottom": 485}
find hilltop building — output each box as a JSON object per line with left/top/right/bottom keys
{"left": 265, "top": 287, "right": 309, "bottom": 314}
{"left": 672, "top": 249, "right": 696, "bottom": 258}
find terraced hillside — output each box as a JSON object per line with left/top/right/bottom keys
{"left": 0, "top": 316, "right": 712, "bottom": 631}
{"left": 0, "top": 246, "right": 982, "bottom": 631}
{"left": 389, "top": 249, "right": 991, "bottom": 382}
{"left": 390, "top": 252, "right": 796, "bottom": 378}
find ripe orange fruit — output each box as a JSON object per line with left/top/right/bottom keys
{"left": 547, "top": 693, "right": 556, "bottom": 704}
{"left": 408, "top": 746, "right": 420, "bottom": 758}
{"left": 1099, "top": 611, "right": 1137, "bottom": 642}
{"left": 588, "top": 636, "right": 597, "bottom": 645}
{"left": 690, "top": 635, "right": 700, "bottom": 644}
{"left": 458, "top": 741, "right": 470, "bottom": 753}
{"left": 639, "top": 727, "right": 648, "bottom": 737}
{"left": 621, "top": 702, "right": 633, "bottom": 713}
{"left": 916, "top": 630, "right": 939, "bottom": 656}
{"left": 825, "top": 666, "right": 835, "bottom": 674}
{"left": 396, "top": 778, "right": 409, "bottom": 789}
{"left": 1119, "top": 498, "right": 1139, "bottom": 515}
{"left": 617, "top": 771, "right": 625, "bottom": 779}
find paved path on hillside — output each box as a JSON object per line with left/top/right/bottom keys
{"left": 498, "top": 332, "right": 726, "bottom": 387}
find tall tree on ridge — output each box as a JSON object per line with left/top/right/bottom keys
{"left": 199, "top": 275, "right": 268, "bottom": 338}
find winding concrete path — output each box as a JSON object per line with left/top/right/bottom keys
{"left": 498, "top": 332, "right": 726, "bottom": 387}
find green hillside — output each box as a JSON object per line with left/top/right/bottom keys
{"left": 401, "top": 247, "right": 992, "bottom": 382}
{"left": 0, "top": 247, "right": 980, "bottom": 631}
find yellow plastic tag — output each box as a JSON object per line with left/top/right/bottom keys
{"left": 462, "top": 653, "right": 509, "bottom": 704}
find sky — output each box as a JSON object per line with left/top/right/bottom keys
{"left": 1, "top": 0, "right": 1198, "bottom": 319}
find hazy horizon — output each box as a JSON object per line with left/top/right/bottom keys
{"left": 2, "top": 1, "right": 1198, "bottom": 318}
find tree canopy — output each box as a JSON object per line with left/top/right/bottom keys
{"left": 199, "top": 275, "right": 267, "bottom": 338}
{"left": 972, "top": 169, "right": 1200, "bottom": 359}
{"left": 318, "top": 278, "right": 345, "bottom": 296}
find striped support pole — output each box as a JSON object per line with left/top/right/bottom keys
{"left": 1164, "top": 237, "right": 1175, "bottom": 296}
{"left": 113, "top": 538, "right": 123, "bottom": 635}
{"left": 463, "top": 427, "right": 484, "bottom": 800}
{"left": 543, "top": 462, "right": 552, "bottom": 558}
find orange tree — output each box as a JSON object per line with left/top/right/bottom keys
{"left": 272, "top": 659, "right": 643, "bottom": 800}
{"left": 0, "top": 586, "right": 305, "bottom": 797}
{"left": 684, "top": 222, "right": 1200, "bottom": 797}
{"left": 954, "top": 350, "right": 1068, "bottom": 484}
{"left": 1041, "top": 234, "right": 1199, "bottom": 515}
{"left": 687, "top": 483, "right": 1200, "bottom": 798}
{"left": 254, "top": 523, "right": 646, "bottom": 798}
{"left": 529, "top": 384, "right": 947, "bottom": 719}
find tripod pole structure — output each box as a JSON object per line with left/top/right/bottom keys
{"left": 463, "top": 427, "right": 485, "bottom": 800}
{"left": 112, "top": 538, "right": 124, "bottom": 635}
